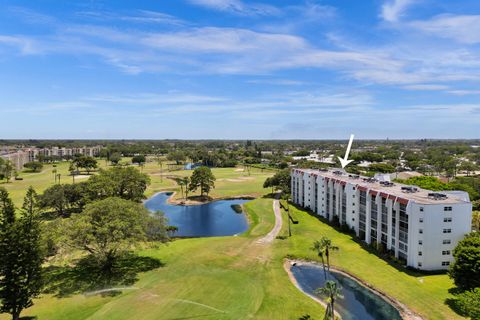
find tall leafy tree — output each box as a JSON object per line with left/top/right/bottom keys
{"left": 131, "top": 155, "right": 146, "bottom": 166}
{"left": 0, "top": 161, "right": 15, "bottom": 183}
{"left": 263, "top": 169, "right": 291, "bottom": 194}
{"left": 64, "top": 197, "right": 167, "bottom": 271}
{"left": 39, "top": 184, "right": 86, "bottom": 216}
{"left": 108, "top": 152, "right": 122, "bottom": 165}
{"left": 188, "top": 166, "right": 216, "bottom": 197}
{"left": 449, "top": 232, "right": 480, "bottom": 290}
{"left": 73, "top": 155, "right": 98, "bottom": 174}
{"left": 0, "top": 187, "right": 44, "bottom": 320}
{"left": 85, "top": 166, "right": 150, "bottom": 202}
{"left": 23, "top": 162, "right": 43, "bottom": 173}
{"left": 167, "top": 151, "right": 186, "bottom": 165}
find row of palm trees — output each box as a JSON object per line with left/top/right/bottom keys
{"left": 310, "top": 237, "right": 342, "bottom": 320}
{"left": 282, "top": 195, "right": 342, "bottom": 320}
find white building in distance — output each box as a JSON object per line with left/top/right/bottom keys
{"left": 291, "top": 168, "right": 472, "bottom": 271}
{"left": 0, "top": 146, "right": 102, "bottom": 170}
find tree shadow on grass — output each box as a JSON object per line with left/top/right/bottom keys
{"left": 445, "top": 297, "right": 468, "bottom": 318}
{"left": 444, "top": 287, "right": 470, "bottom": 318}
{"left": 43, "top": 252, "right": 164, "bottom": 298}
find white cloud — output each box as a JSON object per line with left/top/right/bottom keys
{"left": 410, "top": 14, "right": 480, "bottom": 44}
{"left": 246, "top": 79, "right": 307, "bottom": 86}
{"left": 448, "top": 90, "right": 480, "bottom": 96}
{"left": 402, "top": 84, "right": 449, "bottom": 91}
{"left": 186, "top": 0, "right": 280, "bottom": 16}
{"left": 0, "top": 35, "right": 39, "bottom": 54}
{"left": 141, "top": 27, "right": 307, "bottom": 53}
{"left": 3, "top": 7, "right": 480, "bottom": 90}
{"left": 76, "top": 10, "right": 186, "bottom": 26}
{"left": 381, "top": 0, "right": 414, "bottom": 22}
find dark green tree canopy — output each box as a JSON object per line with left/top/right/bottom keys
{"left": 0, "top": 187, "right": 44, "bottom": 320}
{"left": 132, "top": 155, "right": 146, "bottom": 165}
{"left": 108, "top": 152, "right": 122, "bottom": 165}
{"left": 72, "top": 155, "right": 98, "bottom": 174}
{"left": 85, "top": 166, "right": 150, "bottom": 202}
{"left": 64, "top": 197, "right": 167, "bottom": 269}
{"left": 449, "top": 232, "right": 480, "bottom": 290}
{"left": 188, "top": 166, "right": 216, "bottom": 197}
{"left": 23, "top": 161, "right": 44, "bottom": 173}
{"left": 263, "top": 169, "right": 291, "bottom": 194}
{"left": 39, "top": 183, "right": 87, "bottom": 216}
{"left": 167, "top": 151, "right": 186, "bottom": 165}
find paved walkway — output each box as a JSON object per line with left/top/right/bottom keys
{"left": 256, "top": 194, "right": 282, "bottom": 245}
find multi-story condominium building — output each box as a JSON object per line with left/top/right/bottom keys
{"left": 291, "top": 168, "right": 472, "bottom": 271}
{"left": 0, "top": 146, "right": 103, "bottom": 170}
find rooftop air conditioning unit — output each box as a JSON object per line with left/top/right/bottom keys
{"left": 428, "top": 192, "right": 448, "bottom": 200}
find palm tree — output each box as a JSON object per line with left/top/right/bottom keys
{"left": 173, "top": 177, "right": 185, "bottom": 199}
{"left": 282, "top": 193, "right": 291, "bottom": 236}
{"left": 315, "top": 280, "right": 343, "bottom": 320}
{"left": 311, "top": 240, "right": 327, "bottom": 280}
{"left": 321, "top": 237, "right": 339, "bottom": 271}
{"left": 69, "top": 162, "right": 76, "bottom": 183}
{"left": 182, "top": 177, "right": 190, "bottom": 200}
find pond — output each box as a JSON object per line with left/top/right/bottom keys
{"left": 144, "top": 192, "right": 250, "bottom": 237}
{"left": 290, "top": 264, "right": 403, "bottom": 320}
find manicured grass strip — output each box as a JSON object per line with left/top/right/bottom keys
{"left": 275, "top": 205, "right": 462, "bottom": 320}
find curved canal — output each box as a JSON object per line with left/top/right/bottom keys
{"left": 144, "top": 192, "right": 250, "bottom": 237}
{"left": 290, "top": 263, "right": 403, "bottom": 320}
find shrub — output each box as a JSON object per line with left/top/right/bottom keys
{"left": 450, "top": 288, "right": 480, "bottom": 319}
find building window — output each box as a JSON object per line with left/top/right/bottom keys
{"left": 442, "top": 250, "right": 451, "bottom": 255}
{"left": 419, "top": 240, "right": 423, "bottom": 245}
{"left": 443, "top": 229, "right": 452, "bottom": 233}
{"left": 442, "top": 261, "right": 450, "bottom": 266}
{"left": 419, "top": 229, "right": 423, "bottom": 234}
{"left": 420, "top": 207, "right": 424, "bottom": 212}
{"left": 444, "top": 206, "right": 453, "bottom": 211}
{"left": 443, "top": 239, "right": 451, "bottom": 244}
{"left": 418, "top": 251, "right": 423, "bottom": 256}
{"left": 419, "top": 217, "right": 423, "bottom": 223}
{"left": 444, "top": 217, "right": 452, "bottom": 223}
{"left": 418, "top": 262, "right": 422, "bottom": 267}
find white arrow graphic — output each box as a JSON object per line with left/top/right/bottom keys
{"left": 338, "top": 134, "right": 355, "bottom": 169}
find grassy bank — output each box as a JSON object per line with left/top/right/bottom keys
{"left": 274, "top": 205, "right": 462, "bottom": 320}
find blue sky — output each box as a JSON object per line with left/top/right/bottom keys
{"left": 0, "top": 0, "right": 480, "bottom": 139}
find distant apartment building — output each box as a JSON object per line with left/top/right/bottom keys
{"left": 0, "top": 150, "right": 30, "bottom": 171}
{"left": 0, "top": 146, "right": 102, "bottom": 170}
{"left": 291, "top": 168, "right": 472, "bottom": 271}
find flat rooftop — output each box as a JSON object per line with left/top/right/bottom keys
{"left": 294, "top": 168, "right": 470, "bottom": 205}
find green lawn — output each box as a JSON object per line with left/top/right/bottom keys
{"left": 1, "top": 160, "right": 274, "bottom": 207}
{"left": 0, "top": 162, "right": 79, "bottom": 207}
{"left": 275, "top": 205, "right": 462, "bottom": 320}
{"left": 142, "top": 162, "right": 276, "bottom": 200}
{"left": 1, "top": 199, "right": 325, "bottom": 320}
{"left": 0, "top": 161, "right": 465, "bottom": 319}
